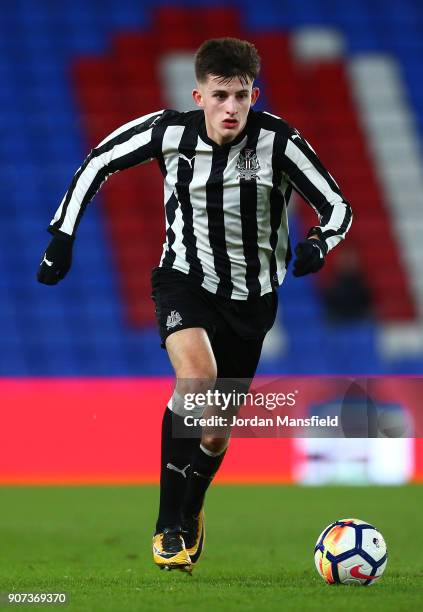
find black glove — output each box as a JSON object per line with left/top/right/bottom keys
{"left": 292, "top": 238, "right": 325, "bottom": 277}
{"left": 37, "top": 233, "right": 74, "bottom": 285}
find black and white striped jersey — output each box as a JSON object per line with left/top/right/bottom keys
{"left": 50, "top": 108, "right": 352, "bottom": 300}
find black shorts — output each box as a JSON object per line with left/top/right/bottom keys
{"left": 151, "top": 267, "right": 278, "bottom": 378}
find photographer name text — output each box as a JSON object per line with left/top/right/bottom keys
{"left": 183, "top": 415, "right": 338, "bottom": 427}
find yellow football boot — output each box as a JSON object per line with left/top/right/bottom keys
{"left": 152, "top": 527, "right": 192, "bottom": 572}
{"left": 182, "top": 510, "right": 205, "bottom": 565}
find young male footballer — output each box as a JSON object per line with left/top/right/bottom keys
{"left": 37, "top": 38, "right": 352, "bottom": 572}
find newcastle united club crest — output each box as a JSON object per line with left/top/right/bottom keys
{"left": 236, "top": 149, "right": 261, "bottom": 181}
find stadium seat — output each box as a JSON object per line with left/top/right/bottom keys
{"left": 1, "top": 0, "right": 422, "bottom": 376}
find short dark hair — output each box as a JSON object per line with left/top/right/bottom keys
{"left": 195, "top": 37, "right": 261, "bottom": 84}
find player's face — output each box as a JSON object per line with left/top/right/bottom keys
{"left": 193, "top": 75, "right": 260, "bottom": 146}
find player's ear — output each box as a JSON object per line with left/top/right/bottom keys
{"left": 192, "top": 88, "right": 204, "bottom": 108}
{"left": 251, "top": 87, "right": 260, "bottom": 106}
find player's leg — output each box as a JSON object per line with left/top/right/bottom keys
{"left": 153, "top": 327, "right": 217, "bottom": 571}
{"left": 156, "top": 327, "right": 216, "bottom": 532}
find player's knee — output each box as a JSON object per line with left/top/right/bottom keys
{"left": 177, "top": 360, "right": 217, "bottom": 383}
{"left": 176, "top": 362, "right": 217, "bottom": 390}
{"left": 201, "top": 435, "right": 228, "bottom": 455}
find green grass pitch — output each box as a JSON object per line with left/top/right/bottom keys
{"left": 0, "top": 485, "right": 422, "bottom": 611}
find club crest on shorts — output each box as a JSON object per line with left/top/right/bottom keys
{"left": 236, "top": 149, "right": 261, "bottom": 181}
{"left": 166, "top": 310, "right": 182, "bottom": 330}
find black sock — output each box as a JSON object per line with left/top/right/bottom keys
{"left": 155, "top": 407, "right": 199, "bottom": 534}
{"left": 182, "top": 445, "right": 227, "bottom": 519}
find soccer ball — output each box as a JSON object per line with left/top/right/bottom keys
{"left": 314, "top": 518, "right": 387, "bottom": 585}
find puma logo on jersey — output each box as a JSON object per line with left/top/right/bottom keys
{"left": 150, "top": 115, "right": 162, "bottom": 127}
{"left": 167, "top": 463, "right": 190, "bottom": 478}
{"left": 291, "top": 131, "right": 316, "bottom": 153}
{"left": 179, "top": 153, "right": 196, "bottom": 169}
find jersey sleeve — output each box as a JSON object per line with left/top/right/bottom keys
{"left": 279, "top": 125, "right": 353, "bottom": 254}
{"left": 49, "top": 110, "right": 166, "bottom": 238}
